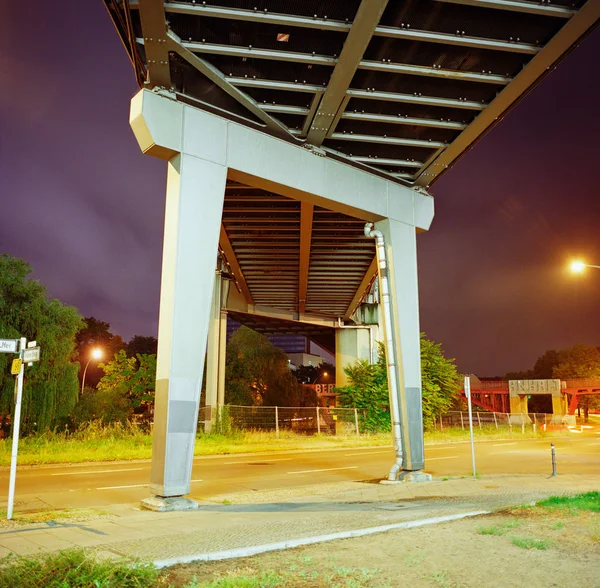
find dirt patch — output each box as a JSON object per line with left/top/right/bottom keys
{"left": 164, "top": 507, "right": 600, "bottom": 587}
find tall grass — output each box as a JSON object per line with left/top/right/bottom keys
{"left": 0, "top": 419, "right": 567, "bottom": 467}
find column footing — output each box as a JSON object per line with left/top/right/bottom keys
{"left": 140, "top": 496, "right": 199, "bottom": 512}
{"left": 380, "top": 471, "right": 433, "bottom": 484}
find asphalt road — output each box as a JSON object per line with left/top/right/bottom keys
{"left": 1, "top": 434, "right": 598, "bottom": 512}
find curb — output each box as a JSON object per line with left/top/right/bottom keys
{"left": 153, "top": 510, "right": 490, "bottom": 569}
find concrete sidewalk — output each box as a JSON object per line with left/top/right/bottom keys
{"left": 0, "top": 472, "right": 598, "bottom": 565}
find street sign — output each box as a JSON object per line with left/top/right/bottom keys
{"left": 0, "top": 340, "right": 18, "bottom": 354}
{"left": 22, "top": 347, "right": 40, "bottom": 363}
{"left": 10, "top": 359, "right": 22, "bottom": 375}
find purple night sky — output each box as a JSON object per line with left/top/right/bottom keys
{"left": 1, "top": 2, "right": 599, "bottom": 376}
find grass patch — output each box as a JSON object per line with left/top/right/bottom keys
{"left": 0, "top": 508, "right": 110, "bottom": 527}
{"left": 477, "top": 519, "right": 521, "bottom": 536}
{"left": 0, "top": 418, "right": 570, "bottom": 467}
{"left": 510, "top": 536, "right": 551, "bottom": 550}
{"left": 537, "top": 491, "right": 600, "bottom": 513}
{"left": 0, "top": 550, "right": 162, "bottom": 588}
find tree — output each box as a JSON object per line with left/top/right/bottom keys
{"left": 552, "top": 344, "right": 600, "bottom": 422}
{"left": 97, "top": 350, "right": 156, "bottom": 417}
{"left": 126, "top": 335, "right": 157, "bottom": 358}
{"left": 225, "top": 326, "right": 305, "bottom": 406}
{"left": 532, "top": 349, "right": 559, "bottom": 379}
{"left": 294, "top": 362, "right": 335, "bottom": 385}
{"left": 336, "top": 334, "right": 461, "bottom": 431}
{"left": 552, "top": 344, "right": 600, "bottom": 380}
{"left": 75, "top": 317, "right": 125, "bottom": 390}
{"left": 0, "top": 254, "right": 83, "bottom": 433}
{"left": 71, "top": 386, "right": 134, "bottom": 427}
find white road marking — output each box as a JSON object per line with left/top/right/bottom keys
{"left": 492, "top": 442, "right": 518, "bottom": 447}
{"left": 223, "top": 458, "right": 293, "bottom": 465}
{"left": 97, "top": 480, "right": 203, "bottom": 490}
{"left": 344, "top": 451, "right": 391, "bottom": 456}
{"left": 52, "top": 468, "right": 145, "bottom": 476}
{"left": 97, "top": 484, "right": 148, "bottom": 490}
{"left": 427, "top": 446, "right": 455, "bottom": 450}
{"left": 288, "top": 466, "right": 358, "bottom": 475}
{"left": 426, "top": 456, "right": 459, "bottom": 461}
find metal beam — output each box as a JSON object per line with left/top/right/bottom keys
{"left": 140, "top": 1, "right": 541, "bottom": 53}
{"left": 343, "top": 256, "right": 378, "bottom": 320}
{"left": 298, "top": 203, "right": 314, "bottom": 314}
{"left": 331, "top": 133, "right": 447, "bottom": 149}
{"left": 434, "top": 0, "right": 576, "bottom": 18}
{"left": 306, "top": 0, "right": 389, "bottom": 146}
{"left": 415, "top": 0, "right": 600, "bottom": 187}
{"left": 350, "top": 157, "right": 423, "bottom": 168}
{"left": 137, "top": 0, "right": 171, "bottom": 88}
{"left": 342, "top": 111, "right": 467, "bottom": 130}
{"left": 302, "top": 93, "right": 324, "bottom": 136}
{"left": 182, "top": 41, "right": 336, "bottom": 66}
{"left": 229, "top": 77, "right": 324, "bottom": 93}
{"left": 164, "top": 32, "right": 295, "bottom": 137}
{"left": 219, "top": 225, "right": 254, "bottom": 304}
{"left": 258, "top": 104, "right": 310, "bottom": 115}
{"left": 184, "top": 43, "right": 512, "bottom": 86}
{"left": 347, "top": 88, "right": 486, "bottom": 110}
{"left": 359, "top": 60, "right": 511, "bottom": 85}
{"left": 375, "top": 25, "right": 538, "bottom": 54}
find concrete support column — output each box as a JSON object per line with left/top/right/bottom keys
{"left": 151, "top": 153, "right": 227, "bottom": 497}
{"left": 375, "top": 218, "right": 424, "bottom": 471}
{"left": 335, "top": 329, "right": 373, "bottom": 387}
{"left": 205, "top": 272, "right": 227, "bottom": 433}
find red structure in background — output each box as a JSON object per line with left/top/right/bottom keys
{"left": 459, "top": 379, "right": 600, "bottom": 414}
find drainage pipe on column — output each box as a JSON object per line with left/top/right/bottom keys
{"left": 364, "top": 222, "right": 403, "bottom": 481}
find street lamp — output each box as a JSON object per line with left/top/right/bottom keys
{"left": 81, "top": 348, "right": 103, "bottom": 396}
{"left": 570, "top": 260, "right": 600, "bottom": 274}
{"left": 312, "top": 371, "right": 329, "bottom": 385}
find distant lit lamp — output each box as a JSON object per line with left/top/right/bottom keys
{"left": 312, "top": 371, "right": 329, "bottom": 385}
{"left": 570, "top": 260, "right": 600, "bottom": 274}
{"left": 81, "top": 348, "right": 103, "bottom": 396}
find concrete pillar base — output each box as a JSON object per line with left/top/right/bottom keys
{"left": 140, "top": 496, "right": 199, "bottom": 512}
{"left": 380, "top": 471, "right": 433, "bottom": 484}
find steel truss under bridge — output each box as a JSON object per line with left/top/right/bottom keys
{"left": 106, "top": 0, "right": 598, "bottom": 187}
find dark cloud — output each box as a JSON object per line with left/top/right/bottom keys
{"left": 1, "top": 2, "right": 598, "bottom": 375}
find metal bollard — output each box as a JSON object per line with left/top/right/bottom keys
{"left": 551, "top": 443, "right": 557, "bottom": 477}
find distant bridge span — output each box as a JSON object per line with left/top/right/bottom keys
{"left": 460, "top": 379, "right": 600, "bottom": 414}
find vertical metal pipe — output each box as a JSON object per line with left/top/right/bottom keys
{"left": 354, "top": 408, "right": 359, "bottom": 436}
{"left": 551, "top": 443, "right": 557, "bottom": 476}
{"left": 364, "top": 223, "right": 403, "bottom": 481}
{"left": 316, "top": 406, "right": 321, "bottom": 435}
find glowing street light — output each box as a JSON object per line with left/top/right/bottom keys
{"left": 81, "top": 348, "right": 103, "bottom": 396}
{"left": 569, "top": 260, "right": 600, "bottom": 274}
{"left": 312, "top": 371, "right": 329, "bottom": 385}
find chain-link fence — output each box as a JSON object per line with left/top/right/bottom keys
{"left": 439, "top": 411, "right": 576, "bottom": 432}
{"left": 199, "top": 405, "right": 361, "bottom": 436}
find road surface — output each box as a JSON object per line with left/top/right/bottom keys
{"left": 1, "top": 435, "right": 598, "bottom": 512}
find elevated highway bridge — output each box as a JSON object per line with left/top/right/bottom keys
{"left": 102, "top": 0, "right": 599, "bottom": 503}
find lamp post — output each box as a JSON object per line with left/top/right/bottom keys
{"left": 81, "top": 348, "right": 103, "bottom": 396}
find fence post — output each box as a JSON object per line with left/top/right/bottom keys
{"left": 477, "top": 412, "right": 482, "bottom": 430}
{"left": 521, "top": 416, "right": 525, "bottom": 435}
{"left": 440, "top": 414, "right": 443, "bottom": 431}
{"left": 354, "top": 408, "right": 359, "bottom": 436}
{"left": 316, "top": 406, "right": 321, "bottom": 435}
{"left": 275, "top": 406, "right": 279, "bottom": 439}
{"left": 493, "top": 412, "right": 498, "bottom": 430}
{"left": 460, "top": 412, "right": 465, "bottom": 430}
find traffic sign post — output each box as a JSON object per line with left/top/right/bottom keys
{"left": 7, "top": 337, "right": 26, "bottom": 520}
{"left": 464, "top": 376, "right": 477, "bottom": 477}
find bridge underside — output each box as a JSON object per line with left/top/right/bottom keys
{"left": 102, "top": 0, "right": 599, "bottom": 502}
